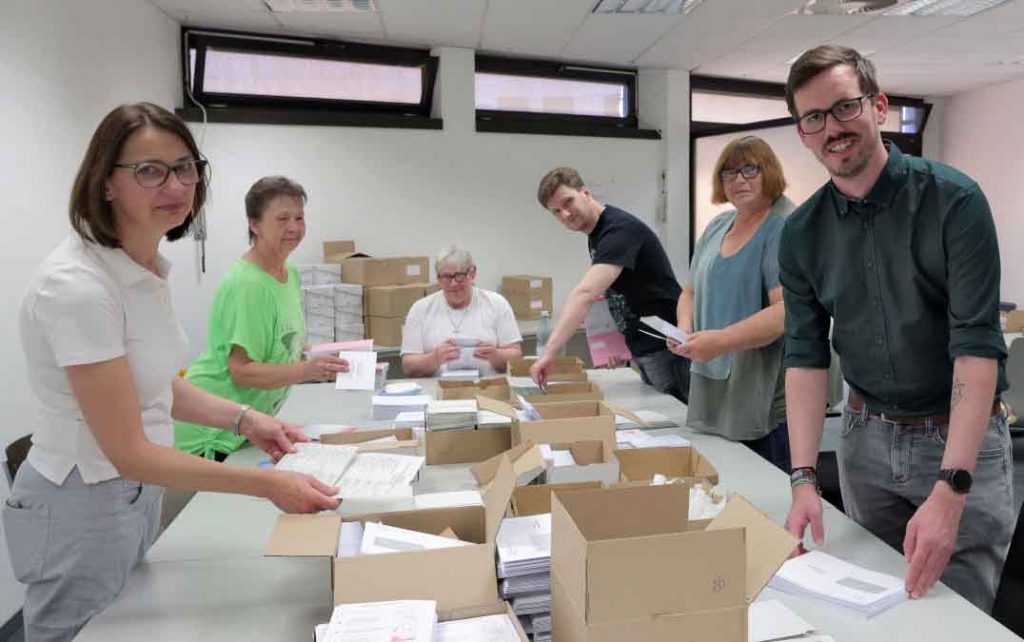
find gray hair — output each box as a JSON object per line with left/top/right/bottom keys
{"left": 436, "top": 245, "right": 474, "bottom": 272}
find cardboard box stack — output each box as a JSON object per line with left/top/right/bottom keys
{"left": 502, "top": 276, "right": 553, "bottom": 320}
{"left": 550, "top": 485, "right": 798, "bottom": 642}
{"left": 364, "top": 283, "right": 430, "bottom": 347}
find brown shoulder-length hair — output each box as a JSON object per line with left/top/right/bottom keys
{"left": 710, "top": 136, "right": 787, "bottom": 205}
{"left": 69, "top": 102, "right": 208, "bottom": 248}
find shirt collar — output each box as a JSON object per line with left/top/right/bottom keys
{"left": 831, "top": 141, "right": 906, "bottom": 218}
{"left": 88, "top": 239, "right": 172, "bottom": 287}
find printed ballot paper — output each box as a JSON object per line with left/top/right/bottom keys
{"left": 275, "top": 443, "right": 424, "bottom": 499}
{"left": 335, "top": 350, "right": 378, "bottom": 390}
{"left": 640, "top": 315, "right": 689, "bottom": 344}
{"left": 322, "top": 600, "right": 436, "bottom": 642}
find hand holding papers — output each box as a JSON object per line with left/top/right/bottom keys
{"left": 334, "top": 350, "right": 378, "bottom": 390}
{"left": 640, "top": 315, "right": 689, "bottom": 345}
{"left": 275, "top": 443, "right": 424, "bottom": 499}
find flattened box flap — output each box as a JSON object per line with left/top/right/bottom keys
{"left": 481, "top": 454, "right": 516, "bottom": 544}
{"left": 321, "top": 428, "right": 415, "bottom": 445}
{"left": 265, "top": 514, "right": 341, "bottom": 557}
{"left": 477, "top": 395, "right": 519, "bottom": 419}
{"left": 424, "top": 427, "right": 511, "bottom": 465}
{"left": 706, "top": 495, "right": 799, "bottom": 601}
{"left": 471, "top": 443, "right": 544, "bottom": 487}
{"left": 517, "top": 415, "right": 616, "bottom": 450}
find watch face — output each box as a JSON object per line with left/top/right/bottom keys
{"left": 950, "top": 469, "right": 972, "bottom": 493}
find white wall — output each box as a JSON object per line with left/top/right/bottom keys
{"left": 0, "top": 0, "right": 180, "bottom": 623}
{"left": 938, "top": 77, "right": 1024, "bottom": 306}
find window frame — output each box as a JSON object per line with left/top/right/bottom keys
{"left": 474, "top": 55, "right": 659, "bottom": 140}
{"left": 178, "top": 27, "right": 441, "bottom": 129}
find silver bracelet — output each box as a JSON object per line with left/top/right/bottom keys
{"left": 231, "top": 404, "right": 252, "bottom": 437}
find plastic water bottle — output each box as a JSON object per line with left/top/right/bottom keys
{"left": 536, "top": 311, "right": 552, "bottom": 357}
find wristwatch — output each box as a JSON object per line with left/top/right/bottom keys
{"left": 938, "top": 468, "right": 973, "bottom": 494}
{"left": 790, "top": 466, "right": 820, "bottom": 493}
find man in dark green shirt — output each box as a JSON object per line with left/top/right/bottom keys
{"left": 780, "top": 45, "right": 1013, "bottom": 612}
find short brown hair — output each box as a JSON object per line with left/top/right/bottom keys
{"left": 711, "top": 136, "right": 787, "bottom": 205}
{"left": 784, "top": 45, "right": 880, "bottom": 118}
{"left": 69, "top": 103, "right": 207, "bottom": 248}
{"left": 537, "top": 167, "right": 585, "bottom": 208}
{"left": 244, "top": 176, "right": 307, "bottom": 243}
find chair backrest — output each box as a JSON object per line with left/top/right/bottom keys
{"left": 1003, "top": 339, "right": 1024, "bottom": 415}
{"left": 3, "top": 435, "right": 32, "bottom": 489}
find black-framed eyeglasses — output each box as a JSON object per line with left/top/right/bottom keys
{"left": 437, "top": 269, "right": 472, "bottom": 284}
{"left": 112, "top": 158, "right": 209, "bottom": 188}
{"left": 720, "top": 164, "right": 760, "bottom": 182}
{"left": 796, "top": 94, "right": 876, "bottom": 135}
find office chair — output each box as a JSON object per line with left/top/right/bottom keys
{"left": 1003, "top": 338, "right": 1024, "bottom": 438}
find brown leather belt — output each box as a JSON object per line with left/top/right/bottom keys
{"left": 847, "top": 390, "right": 1000, "bottom": 426}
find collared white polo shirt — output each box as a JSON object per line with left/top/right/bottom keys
{"left": 19, "top": 235, "right": 188, "bottom": 484}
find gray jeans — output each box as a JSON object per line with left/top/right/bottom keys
{"left": 3, "top": 462, "right": 163, "bottom": 642}
{"left": 837, "top": 406, "right": 1015, "bottom": 612}
{"left": 633, "top": 349, "right": 690, "bottom": 403}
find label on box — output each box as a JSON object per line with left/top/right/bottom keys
{"left": 530, "top": 300, "right": 543, "bottom": 310}
{"left": 530, "top": 279, "right": 543, "bottom": 288}
{"left": 406, "top": 265, "right": 421, "bottom": 276}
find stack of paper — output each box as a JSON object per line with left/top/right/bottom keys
{"left": 440, "top": 369, "right": 480, "bottom": 381}
{"left": 614, "top": 410, "right": 679, "bottom": 430}
{"left": 497, "top": 513, "right": 552, "bottom": 578}
{"left": 507, "top": 376, "right": 543, "bottom": 396}
{"left": 393, "top": 411, "right": 426, "bottom": 429}
{"left": 478, "top": 409, "right": 513, "bottom": 429}
{"left": 434, "top": 613, "right": 523, "bottom": 642}
{"left": 303, "top": 284, "right": 337, "bottom": 345}
{"left": 380, "top": 381, "right": 423, "bottom": 396}
{"left": 768, "top": 550, "right": 907, "bottom": 617}
{"left": 747, "top": 600, "right": 817, "bottom": 642}
{"left": 426, "top": 399, "right": 478, "bottom": 431}
{"left": 275, "top": 444, "right": 424, "bottom": 499}
{"left": 274, "top": 443, "right": 358, "bottom": 487}
{"left": 511, "top": 593, "right": 549, "bottom": 616}
{"left": 530, "top": 614, "right": 551, "bottom": 642}
{"left": 372, "top": 394, "right": 431, "bottom": 421}
{"left": 359, "top": 522, "right": 471, "bottom": 555}
{"left": 321, "top": 600, "right": 436, "bottom": 642}
{"left": 615, "top": 429, "right": 690, "bottom": 449}
{"left": 334, "top": 350, "right": 379, "bottom": 391}
{"left": 500, "top": 573, "right": 550, "bottom": 598}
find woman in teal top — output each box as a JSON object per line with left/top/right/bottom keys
{"left": 669, "top": 136, "right": 793, "bottom": 471}
{"left": 175, "top": 176, "right": 348, "bottom": 460}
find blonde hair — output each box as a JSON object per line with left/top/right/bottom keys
{"left": 711, "top": 136, "right": 787, "bottom": 205}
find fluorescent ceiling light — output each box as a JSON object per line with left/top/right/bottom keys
{"left": 265, "top": 0, "right": 376, "bottom": 12}
{"left": 593, "top": 0, "right": 707, "bottom": 14}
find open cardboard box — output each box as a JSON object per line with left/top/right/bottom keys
{"left": 510, "top": 481, "right": 604, "bottom": 517}
{"left": 438, "top": 377, "right": 514, "bottom": 401}
{"left": 322, "top": 239, "right": 356, "bottom": 262}
{"left": 320, "top": 427, "right": 420, "bottom": 456}
{"left": 424, "top": 424, "right": 512, "bottom": 466}
{"left": 521, "top": 381, "right": 604, "bottom": 404}
{"left": 550, "top": 484, "right": 797, "bottom": 642}
{"left": 508, "top": 356, "right": 587, "bottom": 381}
{"left": 615, "top": 445, "right": 720, "bottom": 486}
{"left": 544, "top": 440, "right": 619, "bottom": 485}
{"left": 266, "top": 456, "right": 515, "bottom": 610}
{"left": 471, "top": 442, "right": 546, "bottom": 487}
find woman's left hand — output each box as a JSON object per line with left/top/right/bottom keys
{"left": 240, "top": 411, "right": 308, "bottom": 461}
{"left": 676, "top": 330, "right": 730, "bottom": 362}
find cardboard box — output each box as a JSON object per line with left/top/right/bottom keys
{"left": 550, "top": 485, "right": 798, "bottom": 642}
{"left": 477, "top": 397, "right": 622, "bottom": 451}
{"left": 436, "top": 602, "right": 529, "bottom": 642}
{"left": 320, "top": 427, "right": 420, "bottom": 456}
{"left": 364, "top": 284, "right": 428, "bottom": 317}
{"left": 521, "top": 381, "right": 603, "bottom": 404}
{"left": 266, "top": 456, "right": 515, "bottom": 610}
{"left": 438, "top": 377, "right": 513, "bottom": 401}
{"left": 510, "top": 481, "right": 604, "bottom": 517}
{"left": 615, "top": 445, "right": 720, "bottom": 486}
{"left": 1006, "top": 310, "right": 1024, "bottom": 332}
{"left": 322, "top": 240, "right": 356, "bottom": 261}
{"left": 502, "top": 275, "right": 553, "bottom": 298}
{"left": 424, "top": 427, "right": 512, "bottom": 466}
{"left": 340, "top": 256, "right": 430, "bottom": 287}
{"left": 505, "top": 292, "right": 553, "bottom": 320}
{"left": 508, "top": 356, "right": 585, "bottom": 378}
{"left": 365, "top": 315, "right": 404, "bottom": 347}
{"left": 471, "top": 442, "right": 546, "bottom": 487}
{"left": 543, "top": 439, "right": 620, "bottom": 486}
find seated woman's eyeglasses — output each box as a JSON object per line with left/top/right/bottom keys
{"left": 437, "top": 270, "right": 470, "bottom": 284}
{"left": 720, "top": 164, "right": 760, "bottom": 182}
{"left": 113, "top": 159, "right": 209, "bottom": 188}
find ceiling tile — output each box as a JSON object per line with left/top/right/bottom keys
{"left": 376, "top": 0, "right": 484, "bottom": 49}
{"left": 561, "top": 14, "right": 684, "bottom": 65}
{"left": 480, "top": 0, "right": 593, "bottom": 58}
{"left": 167, "top": 9, "right": 287, "bottom": 34}
{"left": 829, "top": 16, "right": 958, "bottom": 54}
{"left": 271, "top": 11, "right": 385, "bottom": 41}
{"left": 736, "top": 14, "right": 876, "bottom": 56}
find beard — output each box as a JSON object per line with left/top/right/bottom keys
{"left": 821, "top": 132, "right": 878, "bottom": 180}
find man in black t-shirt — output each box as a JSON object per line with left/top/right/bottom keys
{"left": 530, "top": 167, "right": 690, "bottom": 402}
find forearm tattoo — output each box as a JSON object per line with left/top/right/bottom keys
{"left": 951, "top": 377, "right": 966, "bottom": 410}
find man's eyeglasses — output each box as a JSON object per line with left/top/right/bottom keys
{"left": 720, "top": 164, "right": 760, "bottom": 183}
{"left": 113, "top": 159, "right": 209, "bottom": 188}
{"left": 796, "top": 94, "right": 875, "bottom": 135}
{"left": 437, "top": 270, "right": 471, "bottom": 284}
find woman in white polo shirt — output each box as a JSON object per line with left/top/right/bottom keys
{"left": 401, "top": 246, "right": 523, "bottom": 377}
{"left": 4, "top": 103, "right": 340, "bottom": 642}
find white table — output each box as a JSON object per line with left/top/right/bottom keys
{"left": 77, "top": 369, "right": 1021, "bottom": 641}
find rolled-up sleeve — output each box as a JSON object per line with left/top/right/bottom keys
{"left": 945, "top": 185, "right": 1006, "bottom": 361}
{"left": 779, "top": 224, "right": 832, "bottom": 369}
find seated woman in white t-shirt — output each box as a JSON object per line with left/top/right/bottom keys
{"left": 401, "top": 246, "right": 523, "bottom": 377}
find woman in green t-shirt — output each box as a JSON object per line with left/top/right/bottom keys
{"left": 175, "top": 176, "right": 349, "bottom": 460}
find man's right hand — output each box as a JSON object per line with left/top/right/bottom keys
{"left": 530, "top": 354, "right": 554, "bottom": 388}
{"left": 784, "top": 482, "right": 825, "bottom": 557}
{"left": 433, "top": 340, "right": 460, "bottom": 368}
{"left": 267, "top": 471, "right": 340, "bottom": 513}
